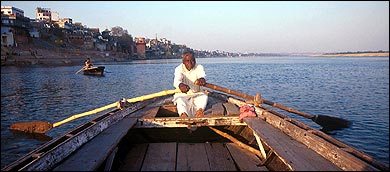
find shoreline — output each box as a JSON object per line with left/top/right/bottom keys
{"left": 309, "top": 52, "right": 389, "bottom": 57}
{"left": 1, "top": 46, "right": 132, "bottom": 67}
{"left": 2, "top": 48, "right": 388, "bottom": 67}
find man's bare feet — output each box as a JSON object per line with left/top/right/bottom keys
{"left": 180, "top": 112, "right": 188, "bottom": 118}
{"left": 195, "top": 108, "right": 204, "bottom": 117}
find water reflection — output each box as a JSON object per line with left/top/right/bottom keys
{"left": 10, "top": 130, "right": 52, "bottom": 142}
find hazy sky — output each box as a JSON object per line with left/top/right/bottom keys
{"left": 2, "top": 1, "right": 389, "bottom": 53}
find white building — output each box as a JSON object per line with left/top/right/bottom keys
{"left": 36, "top": 7, "right": 51, "bottom": 21}
{"left": 51, "top": 11, "right": 59, "bottom": 22}
{"left": 1, "top": 6, "right": 28, "bottom": 46}
{"left": 1, "top": 6, "right": 24, "bottom": 16}
{"left": 1, "top": 26, "right": 14, "bottom": 46}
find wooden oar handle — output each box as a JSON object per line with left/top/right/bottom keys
{"left": 262, "top": 100, "right": 314, "bottom": 119}
{"left": 53, "top": 89, "right": 180, "bottom": 128}
{"left": 204, "top": 83, "right": 254, "bottom": 100}
{"left": 53, "top": 102, "right": 118, "bottom": 127}
{"left": 204, "top": 83, "right": 314, "bottom": 119}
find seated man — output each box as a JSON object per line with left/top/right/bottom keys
{"left": 172, "top": 51, "right": 208, "bottom": 118}
{"left": 85, "top": 58, "right": 92, "bottom": 68}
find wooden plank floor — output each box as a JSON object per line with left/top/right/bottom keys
{"left": 118, "top": 142, "right": 268, "bottom": 171}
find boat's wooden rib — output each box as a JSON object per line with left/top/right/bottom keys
{"left": 2, "top": 89, "right": 388, "bottom": 171}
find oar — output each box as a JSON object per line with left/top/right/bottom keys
{"left": 10, "top": 89, "right": 180, "bottom": 134}
{"left": 75, "top": 67, "right": 85, "bottom": 74}
{"left": 204, "top": 83, "right": 352, "bottom": 130}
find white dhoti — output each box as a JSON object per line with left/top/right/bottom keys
{"left": 172, "top": 91, "right": 208, "bottom": 117}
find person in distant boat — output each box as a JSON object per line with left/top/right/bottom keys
{"left": 85, "top": 58, "right": 92, "bottom": 69}
{"left": 172, "top": 50, "right": 208, "bottom": 118}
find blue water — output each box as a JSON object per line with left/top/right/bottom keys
{"left": 1, "top": 56, "right": 389, "bottom": 168}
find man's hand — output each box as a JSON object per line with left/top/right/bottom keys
{"left": 194, "top": 78, "right": 206, "bottom": 86}
{"left": 179, "top": 83, "right": 190, "bottom": 93}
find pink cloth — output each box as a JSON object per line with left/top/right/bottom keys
{"left": 239, "top": 105, "right": 257, "bottom": 120}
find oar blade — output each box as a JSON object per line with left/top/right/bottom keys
{"left": 313, "top": 115, "right": 352, "bottom": 131}
{"left": 10, "top": 121, "right": 53, "bottom": 134}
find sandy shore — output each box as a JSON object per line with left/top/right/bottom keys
{"left": 310, "top": 52, "right": 389, "bottom": 57}
{"left": 2, "top": 45, "right": 388, "bottom": 67}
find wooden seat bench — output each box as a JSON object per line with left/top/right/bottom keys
{"left": 244, "top": 117, "right": 342, "bottom": 171}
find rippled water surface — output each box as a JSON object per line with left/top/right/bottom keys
{"left": 1, "top": 56, "right": 389, "bottom": 168}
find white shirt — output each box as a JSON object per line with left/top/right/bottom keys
{"left": 173, "top": 63, "right": 206, "bottom": 93}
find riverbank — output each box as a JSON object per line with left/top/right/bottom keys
{"left": 2, "top": 44, "right": 388, "bottom": 67}
{"left": 1, "top": 45, "right": 132, "bottom": 67}
{"left": 310, "top": 52, "right": 389, "bottom": 57}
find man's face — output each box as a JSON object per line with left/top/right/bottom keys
{"left": 183, "top": 54, "right": 196, "bottom": 71}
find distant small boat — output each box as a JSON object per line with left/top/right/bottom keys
{"left": 83, "top": 66, "right": 105, "bottom": 76}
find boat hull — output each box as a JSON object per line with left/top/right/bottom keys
{"left": 2, "top": 90, "right": 388, "bottom": 171}
{"left": 83, "top": 66, "right": 105, "bottom": 76}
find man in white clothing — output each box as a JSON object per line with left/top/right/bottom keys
{"left": 173, "top": 51, "right": 208, "bottom": 118}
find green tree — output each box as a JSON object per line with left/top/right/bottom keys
{"left": 111, "top": 26, "right": 128, "bottom": 37}
{"left": 117, "top": 33, "right": 134, "bottom": 54}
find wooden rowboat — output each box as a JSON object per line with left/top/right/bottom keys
{"left": 2, "top": 85, "right": 389, "bottom": 171}
{"left": 83, "top": 66, "right": 105, "bottom": 76}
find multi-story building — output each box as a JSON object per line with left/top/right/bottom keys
{"left": 135, "top": 37, "right": 146, "bottom": 58}
{"left": 1, "top": 6, "right": 29, "bottom": 28}
{"left": 1, "top": 6, "right": 30, "bottom": 46}
{"left": 57, "top": 18, "right": 73, "bottom": 29}
{"left": 51, "top": 11, "right": 59, "bottom": 22}
{"left": 36, "top": 7, "right": 51, "bottom": 22}
{"left": 1, "top": 6, "right": 24, "bottom": 16}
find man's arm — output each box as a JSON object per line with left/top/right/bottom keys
{"left": 194, "top": 78, "right": 206, "bottom": 86}
{"left": 173, "top": 65, "right": 183, "bottom": 88}
{"left": 195, "top": 65, "right": 206, "bottom": 86}
{"left": 174, "top": 65, "right": 190, "bottom": 93}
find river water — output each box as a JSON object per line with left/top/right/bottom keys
{"left": 1, "top": 56, "right": 389, "bottom": 168}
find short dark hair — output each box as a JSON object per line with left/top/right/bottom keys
{"left": 182, "top": 50, "right": 195, "bottom": 59}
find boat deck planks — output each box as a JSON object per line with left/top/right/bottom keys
{"left": 118, "top": 144, "right": 148, "bottom": 171}
{"left": 226, "top": 143, "right": 268, "bottom": 171}
{"left": 244, "top": 118, "right": 341, "bottom": 171}
{"left": 223, "top": 102, "right": 240, "bottom": 116}
{"left": 210, "top": 103, "right": 225, "bottom": 116}
{"left": 141, "top": 143, "right": 177, "bottom": 171}
{"left": 176, "top": 143, "right": 210, "bottom": 171}
{"left": 204, "top": 143, "right": 237, "bottom": 171}
{"left": 53, "top": 117, "right": 137, "bottom": 171}
{"left": 118, "top": 142, "right": 266, "bottom": 171}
